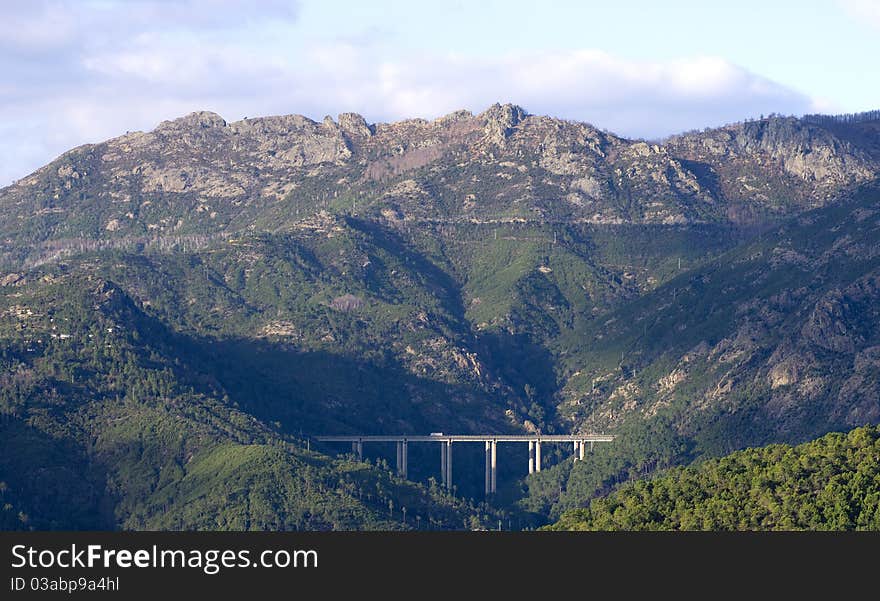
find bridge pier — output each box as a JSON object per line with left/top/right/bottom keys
{"left": 445, "top": 441, "right": 453, "bottom": 491}
{"left": 483, "top": 441, "right": 498, "bottom": 495}
{"left": 574, "top": 440, "right": 583, "bottom": 461}
{"left": 528, "top": 441, "right": 535, "bottom": 474}
{"left": 441, "top": 441, "right": 448, "bottom": 487}
{"left": 535, "top": 440, "right": 542, "bottom": 472}
{"left": 485, "top": 441, "right": 491, "bottom": 496}
{"left": 395, "top": 440, "right": 409, "bottom": 478}
{"left": 491, "top": 440, "right": 497, "bottom": 494}
{"left": 403, "top": 439, "right": 408, "bottom": 478}
{"left": 317, "top": 434, "right": 615, "bottom": 495}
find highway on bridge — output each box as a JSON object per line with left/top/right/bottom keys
{"left": 315, "top": 433, "right": 615, "bottom": 496}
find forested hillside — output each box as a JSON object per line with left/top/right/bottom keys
{"left": 547, "top": 426, "right": 880, "bottom": 530}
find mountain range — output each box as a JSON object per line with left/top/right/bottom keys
{"left": 2, "top": 103, "right": 879, "bottom": 529}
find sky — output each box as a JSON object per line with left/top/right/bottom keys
{"left": 1, "top": 0, "right": 878, "bottom": 185}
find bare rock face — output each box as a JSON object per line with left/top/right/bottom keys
{"left": 768, "top": 357, "right": 801, "bottom": 389}
{"left": 337, "top": 112, "right": 374, "bottom": 138}
{"left": 2, "top": 103, "right": 880, "bottom": 252}
{"left": 836, "top": 346, "right": 880, "bottom": 424}
{"left": 801, "top": 291, "right": 862, "bottom": 354}
{"left": 138, "top": 165, "right": 190, "bottom": 193}
{"left": 0, "top": 272, "right": 23, "bottom": 286}
{"left": 278, "top": 132, "right": 352, "bottom": 166}
{"left": 230, "top": 114, "right": 353, "bottom": 166}
{"left": 666, "top": 116, "right": 878, "bottom": 215}
{"left": 734, "top": 118, "right": 876, "bottom": 185}
{"left": 481, "top": 103, "right": 527, "bottom": 146}
{"left": 156, "top": 111, "right": 228, "bottom": 132}
{"left": 800, "top": 274, "right": 880, "bottom": 354}
{"left": 329, "top": 294, "right": 364, "bottom": 312}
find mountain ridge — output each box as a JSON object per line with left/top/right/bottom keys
{"left": 4, "top": 103, "right": 878, "bottom": 270}
{"left": 2, "top": 103, "right": 880, "bottom": 529}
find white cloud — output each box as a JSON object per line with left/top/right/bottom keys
{"left": 0, "top": 1, "right": 824, "bottom": 185}
{"left": 269, "top": 46, "right": 817, "bottom": 138}
{"left": 839, "top": 0, "right": 880, "bottom": 29}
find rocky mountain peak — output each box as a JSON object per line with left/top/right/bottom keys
{"left": 480, "top": 103, "right": 528, "bottom": 144}
{"left": 481, "top": 103, "right": 527, "bottom": 124}
{"left": 337, "top": 112, "right": 374, "bottom": 137}
{"left": 155, "top": 111, "right": 228, "bottom": 133}
{"left": 434, "top": 109, "right": 475, "bottom": 125}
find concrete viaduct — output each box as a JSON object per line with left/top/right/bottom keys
{"left": 315, "top": 434, "right": 615, "bottom": 495}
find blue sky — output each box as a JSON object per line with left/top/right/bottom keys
{"left": 1, "top": 0, "right": 878, "bottom": 184}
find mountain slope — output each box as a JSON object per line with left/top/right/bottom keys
{"left": 519, "top": 182, "right": 880, "bottom": 518}
{"left": 546, "top": 425, "right": 880, "bottom": 531}
{"left": 2, "top": 105, "right": 880, "bottom": 529}
{"left": 0, "top": 270, "right": 493, "bottom": 530}
{"left": 560, "top": 183, "right": 880, "bottom": 436}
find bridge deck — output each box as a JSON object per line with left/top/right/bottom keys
{"left": 315, "top": 434, "right": 615, "bottom": 443}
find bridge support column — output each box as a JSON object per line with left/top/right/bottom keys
{"left": 535, "top": 441, "right": 542, "bottom": 472}
{"left": 402, "top": 439, "right": 408, "bottom": 479}
{"left": 491, "top": 440, "right": 497, "bottom": 494}
{"left": 445, "top": 441, "right": 453, "bottom": 491}
{"left": 485, "top": 441, "right": 492, "bottom": 496}
{"left": 528, "top": 441, "right": 535, "bottom": 474}
{"left": 394, "top": 440, "right": 407, "bottom": 478}
{"left": 356, "top": 440, "right": 363, "bottom": 460}
{"left": 590, "top": 440, "right": 594, "bottom": 454}
{"left": 579, "top": 440, "right": 586, "bottom": 461}
{"left": 573, "top": 440, "right": 579, "bottom": 460}
{"left": 440, "top": 441, "right": 447, "bottom": 487}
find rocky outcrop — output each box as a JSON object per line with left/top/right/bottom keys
{"left": 337, "top": 112, "right": 374, "bottom": 138}
{"left": 666, "top": 116, "right": 878, "bottom": 215}
{"left": 1, "top": 104, "right": 879, "bottom": 255}
{"left": 328, "top": 293, "right": 364, "bottom": 312}
{"left": 481, "top": 103, "right": 528, "bottom": 146}
{"left": 156, "top": 111, "right": 227, "bottom": 132}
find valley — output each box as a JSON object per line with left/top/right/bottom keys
{"left": 1, "top": 105, "right": 879, "bottom": 529}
